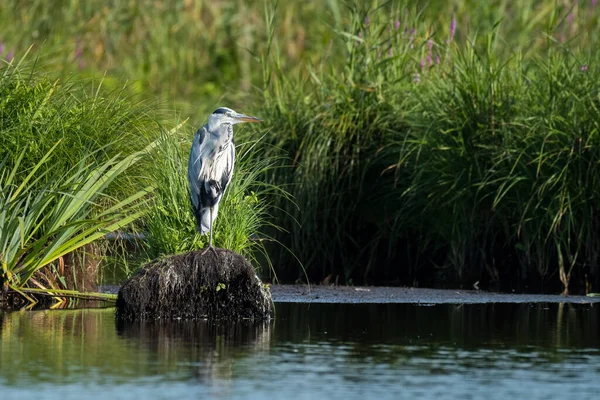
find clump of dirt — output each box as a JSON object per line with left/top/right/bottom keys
{"left": 116, "top": 249, "right": 272, "bottom": 320}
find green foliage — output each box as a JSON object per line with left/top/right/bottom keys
{"left": 3, "top": 0, "right": 600, "bottom": 293}
{"left": 142, "top": 124, "right": 202, "bottom": 256}
{"left": 0, "top": 133, "right": 154, "bottom": 302}
{"left": 258, "top": 1, "right": 600, "bottom": 293}
{"left": 0, "top": 0, "right": 338, "bottom": 115}
{"left": 0, "top": 58, "right": 158, "bottom": 196}
{"left": 0, "top": 61, "right": 161, "bottom": 305}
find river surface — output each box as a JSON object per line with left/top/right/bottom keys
{"left": 1, "top": 302, "right": 599, "bottom": 399}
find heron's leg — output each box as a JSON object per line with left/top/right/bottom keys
{"left": 201, "top": 207, "right": 218, "bottom": 257}
{"left": 209, "top": 207, "right": 214, "bottom": 247}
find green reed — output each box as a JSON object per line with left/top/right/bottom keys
{"left": 258, "top": 1, "right": 600, "bottom": 293}
{"left": 2, "top": 1, "right": 600, "bottom": 292}
{"left": 0, "top": 60, "right": 164, "bottom": 306}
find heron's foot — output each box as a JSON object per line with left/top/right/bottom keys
{"left": 200, "top": 245, "right": 219, "bottom": 257}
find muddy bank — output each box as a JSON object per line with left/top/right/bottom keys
{"left": 102, "top": 284, "right": 600, "bottom": 304}
{"left": 269, "top": 285, "right": 600, "bottom": 304}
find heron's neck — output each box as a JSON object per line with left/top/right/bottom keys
{"left": 208, "top": 122, "right": 233, "bottom": 144}
{"left": 207, "top": 119, "right": 218, "bottom": 132}
{"left": 208, "top": 120, "right": 231, "bottom": 133}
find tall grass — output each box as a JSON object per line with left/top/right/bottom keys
{"left": 3, "top": 1, "right": 600, "bottom": 293}
{"left": 0, "top": 0, "right": 338, "bottom": 116}
{"left": 0, "top": 56, "right": 158, "bottom": 195}
{"left": 258, "top": 1, "right": 600, "bottom": 293}
{"left": 0, "top": 60, "right": 161, "bottom": 306}
{"left": 0, "top": 141, "right": 152, "bottom": 304}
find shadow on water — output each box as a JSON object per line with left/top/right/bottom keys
{"left": 273, "top": 302, "right": 600, "bottom": 348}
{"left": 115, "top": 318, "right": 271, "bottom": 383}
{"left": 0, "top": 302, "right": 599, "bottom": 399}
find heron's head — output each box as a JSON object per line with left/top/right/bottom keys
{"left": 208, "top": 107, "right": 262, "bottom": 131}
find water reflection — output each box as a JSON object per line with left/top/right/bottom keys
{"left": 116, "top": 318, "right": 271, "bottom": 385}
{"left": 273, "top": 302, "right": 600, "bottom": 349}
{"left": 0, "top": 302, "right": 598, "bottom": 399}
{"left": 0, "top": 309, "right": 271, "bottom": 386}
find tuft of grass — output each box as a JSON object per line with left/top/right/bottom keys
{"left": 0, "top": 56, "right": 158, "bottom": 196}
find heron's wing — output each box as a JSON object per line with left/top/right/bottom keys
{"left": 187, "top": 126, "right": 208, "bottom": 210}
{"left": 219, "top": 141, "right": 235, "bottom": 196}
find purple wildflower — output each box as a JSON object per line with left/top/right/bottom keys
{"left": 6, "top": 50, "right": 13, "bottom": 62}
{"left": 0, "top": 43, "right": 4, "bottom": 56}
{"left": 75, "top": 39, "right": 85, "bottom": 69}
{"left": 420, "top": 58, "right": 426, "bottom": 69}
{"left": 435, "top": 54, "right": 441, "bottom": 64}
{"left": 427, "top": 40, "right": 434, "bottom": 65}
{"left": 450, "top": 14, "right": 457, "bottom": 42}
{"left": 365, "top": 16, "right": 370, "bottom": 26}
{"left": 594, "top": 0, "right": 598, "bottom": 8}
{"left": 581, "top": 64, "right": 588, "bottom": 72}
{"left": 394, "top": 20, "right": 401, "bottom": 30}
{"left": 75, "top": 40, "right": 83, "bottom": 59}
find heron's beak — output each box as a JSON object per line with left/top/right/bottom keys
{"left": 232, "top": 112, "right": 262, "bottom": 123}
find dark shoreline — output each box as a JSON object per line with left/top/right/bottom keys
{"left": 100, "top": 284, "right": 600, "bottom": 304}
{"left": 269, "top": 285, "right": 600, "bottom": 304}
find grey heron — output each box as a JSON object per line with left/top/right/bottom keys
{"left": 188, "top": 107, "right": 262, "bottom": 255}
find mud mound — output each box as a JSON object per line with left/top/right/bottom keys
{"left": 116, "top": 249, "right": 272, "bottom": 320}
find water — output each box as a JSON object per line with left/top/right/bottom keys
{"left": 1, "top": 302, "right": 599, "bottom": 399}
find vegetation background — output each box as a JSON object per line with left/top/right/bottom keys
{"left": 1, "top": 0, "right": 599, "bottom": 298}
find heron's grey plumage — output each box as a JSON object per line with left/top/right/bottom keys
{"left": 188, "top": 124, "right": 235, "bottom": 234}
{"left": 187, "top": 107, "right": 261, "bottom": 251}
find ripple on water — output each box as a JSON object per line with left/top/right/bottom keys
{"left": 0, "top": 303, "right": 599, "bottom": 399}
